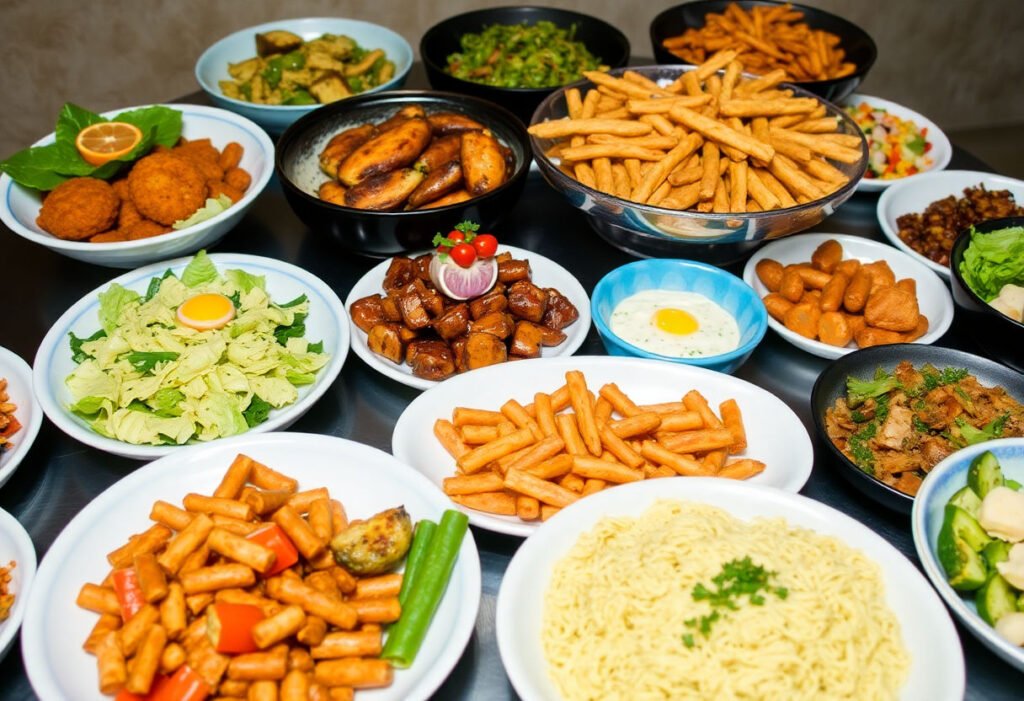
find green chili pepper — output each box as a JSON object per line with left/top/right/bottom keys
{"left": 397, "top": 519, "right": 438, "bottom": 606}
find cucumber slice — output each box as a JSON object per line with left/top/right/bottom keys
{"left": 983, "top": 540, "right": 1012, "bottom": 569}
{"left": 1007, "top": 479, "right": 1022, "bottom": 491}
{"left": 968, "top": 451, "right": 1004, "bottom": 499}
{"left": 945, "top": 504, "right": 993, "bottom": 552}
{"left": 949, "top": 485, "right": 983, "bottom": 519}
{"left": 1017, "top": 592, "right": 1024, "bottom": 613}
{"left": 938, "top": 506, "right": 990, "bottom": 591}
{"left": 977, "top": 572, "right": 1018, "bottom": 626}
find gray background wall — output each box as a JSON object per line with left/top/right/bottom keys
{"left": 1, "top": 0, "right": 1022, "bottom": 165}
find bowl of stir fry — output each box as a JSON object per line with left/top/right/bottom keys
{"left": 420, "top": 7, "right": 630, "bottom": 123}
{"left": 196, "top": 18, "right": 413, "bottom": 134}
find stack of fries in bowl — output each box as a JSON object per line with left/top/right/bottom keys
{"left": 528, "top": 51, "right": 867, "bottom": 260}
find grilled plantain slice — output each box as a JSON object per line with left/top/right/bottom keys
{"left": 330, "top": 506, "right": 413, "bottom": 575}
{"left": 344, "top": 168, "right": 424, "bottom": 210}
{"left": 461, "top": 129, "right": 508, "bottom": 196}
{"left": 414, "top": 134, "right": 462, "bottom": 173}
{"left": 427, "top": 112, "right": 485, "bottom": 136}
{"left": 417, "top": 189, "right": 472, "bottom": 209}
{"left": 319, "top": 124, "right": 378, "bottom": 178}
{"left": 377, "top": 104, "right": 427, "bottom": 134}
{"left": 319, "top": 180, "right": 347, "bottom": 206}
{"left": 338, "top": 117, "right": 432, "bottom": 186}
{"left": 407, "top": 159, "right": 463, "bottom": 208}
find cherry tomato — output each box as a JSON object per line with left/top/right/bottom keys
{"left": 447, "top": 231, "right": 466, "bottom": 244}
{"left": 436, "top": 245, "right": 451, "bottom": 255}
{"left": 472, "top": 234, "right": 498, "bottom": 258}
{"left": 450, "top": 243, "right": 477, "bottom": 268}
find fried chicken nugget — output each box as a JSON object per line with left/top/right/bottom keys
{"left": 127, "top": 152, "right": 206, "bottom": 225}
{"left": 37, "top": 177, "right": 119, "bottom": 240}
{"left": 864, "top": 287, "right": 920, "bottom": 332}
{"left": 124, "top": 220, "right": 171, "bottom": 240}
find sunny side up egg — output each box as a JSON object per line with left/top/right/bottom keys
{"left": 609, "top": 290, "right": 741, "bottom": 358}
{"left": 177, "top": 293, "right": 235, "bottom": 331}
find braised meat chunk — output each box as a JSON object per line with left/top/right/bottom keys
{"left": 367, "top": 324, "right": 405, "bottom": 364}
{"left": 469, "top": 290, "right": 508, "bottom": 319}
{"left": 406, "top": 341, "right": 456, "bottom": 381}
{"left": 470, "top": 311, "right": 515, "bottom": 340}
{"left": 509, "top": 321, "right": 544, "bottom": 358}
{"left": 507, "top": 280, "right": 548, "bottom": 323}
{"left": 497, "top": 258, "right": 531, "bottom": 284}
{"left": 433, "top": 304, "right": 470, "bottom": 341}
{"left": 350, "top": 294, "right": 387, "bottom": 333}
{"left": 463, "top": 332, "right": 508, "bottom": 370}
{"left": 541, "top": 289, "right": 580, "bottom": 330}
{"left": 383, "top": 256, "right": 417, "bottom": 291}
{"left": 397, "top": 291, "right": 432, "bottom": 330}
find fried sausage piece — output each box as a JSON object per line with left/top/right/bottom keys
{"left": 407, "top": 160, "right": 463, "bottom": 209}
{"left": 541, "top": 289, "right": 579, "bottom": 330}
{"left": 344, "top": 168, "right": 425, "bottom": 211}
{"left": 497, "top": 258, "right": 531, "bottom": 284}
{"left": 470, "top": 311, "right": 515, "bottom": 340}
{"left": 461, "top": 130, "right": 507, "bottom": 196}
{"left": 463, "top": 332, "right": 508, "bottom": 370}
{"left": 338, "top": 117, "right": 432, "bottom": 186}
{"left": 415, "top": 135, "right": 462, "bottom": 173}
{"left": 811, "top": 239, "right": 843, "bottom": 273}
{"left": 319, "top": 124, "right": 377, "bottom": 179}
{"left": 762, "top": 293, "right": 793, "bottom": 322}
{"left": 350, "top": 295, "right": 388, "bottom": 333}
{"left": 755, "top": 259, "right": 784, "bottom": 292}
{"left": 406, "top": 341, "right": 456, "bottom": 381}
{"left": 507, "top": 280, "right": 548, "bottom": 323}
{"left": 469, "top": 291, "right": 508, "bottom": 320}
{"left": 855, "top": 326, "right": 903, "bottom": 348}
{"left": 817, "top": 311, "right": 853, "bottom": 347}
{"left": 367, "top": 324, "right": 404, "bottom": 363}
{"left": 383, "top": 257, "right": 416, "bottom": 291}
{"left": 843, "top": 268, "right": 872, "bottom": 313}
{"left": 427, "top": 112, "right": 485, "bottom": 136}
{"left": 862, "top": 260, "right": 896, "bottom": 293}
{"left": 783, "top": 302, "right": 821, "bottom": 340}
{"left": 433, "top": 304, "right": 470, "bottom": 341}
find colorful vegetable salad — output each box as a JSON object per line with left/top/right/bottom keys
{"left": 847, "top": 102, "right": 932, "bottom": 180}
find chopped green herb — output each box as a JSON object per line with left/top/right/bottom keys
{"left": 683, "top": 557, "right": 787, "bottom": 646}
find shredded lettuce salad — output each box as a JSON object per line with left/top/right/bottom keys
{"left": 65, "top": 251, "right": 330, "bottom": 446}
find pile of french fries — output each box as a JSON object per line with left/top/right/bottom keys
{"left": 661, "top": 2, "right": 856, "bottom": 82}
{"left": 434, "top": 371, "right": 765, "bottom": 523}
{"left": 76, "top": 455, "right": 401, "bottom": 700}
{"left": 528, "top": 49, "right": 864, "bottom": 214}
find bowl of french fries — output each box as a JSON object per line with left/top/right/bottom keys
{"left": 650, "top": 1, "right": 877, "bottom": 102}
{"left": 527, "top": 59, "right": 867, "bottom": 259}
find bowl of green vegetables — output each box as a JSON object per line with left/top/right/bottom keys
{"left": 420, "top": 6, "right": 630, "bottom": 123}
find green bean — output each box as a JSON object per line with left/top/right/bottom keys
{"left": 398, "top": 519, "right": 437, "bottom": 606}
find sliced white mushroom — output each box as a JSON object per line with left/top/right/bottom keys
{"left": 996, "top": 543, "right": 1024, "bottom": 591}
{"left": 994, "top": 611, "right": 1024, "bottom": 647}
{"left": 978, "top": 486, "right": 1024, "bottom": 543}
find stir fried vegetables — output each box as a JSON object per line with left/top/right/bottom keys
{"left": 846, "top": 102, "right": 932, "bottom": 179}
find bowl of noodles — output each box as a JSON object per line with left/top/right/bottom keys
{"left": 495, "top": 477, "right": 964, "bottom": 700}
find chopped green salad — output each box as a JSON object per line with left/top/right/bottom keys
{"left": 65, "top": 251, "right": 329, "bottom": 446}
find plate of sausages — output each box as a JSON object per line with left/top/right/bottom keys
{"left": 345, "top": 244, "right": 591, "bottom": 390}
{"left": 742, "top": 233, "right": 953, "bottom": 359}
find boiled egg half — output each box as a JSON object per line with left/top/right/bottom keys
{"left": 177, "top": 293, "right": 235, "bottom": 331}
{"left": 609, "top": 290, "right": 740, "bottom": 358}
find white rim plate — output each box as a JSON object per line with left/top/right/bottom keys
{"left": 912, "top": 438, "right": 1024, "bottom": 673}
{"left": 33, "top": 253, "right": 348, "bottom": 459}
{"left": 392, "top": 355, "right": 813, "bottom": 537}
{"left": 876, "top": 169, "right": 1024, "bottom": 279}
{"left": 0, "top": 346, "right": 43, "bottom": 489}
{"left": 345, "top": 245, "right": 591, "bottom": 390}
{"left": 21, "top": 432, "right": 481, "bottom": 701}
{"left": 742, "top": 233, "right": 954, "bottom": 359}
{"left": 496, "top": 478, "right": 965, "bottom": 701}
{"left": 842, "top": 93, "right": 952, "bottom": 193}
{"left": 0, "top": 507, "right": 36, "bottom": 663}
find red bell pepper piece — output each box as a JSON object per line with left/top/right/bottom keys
{"left": 111, "top": 567, "right": 146, "bottom": 622}
{"left": 206, "top": 602, "right": 264, "bottom": 654}
{"left": 245, "top": 523, "right": 299, "bottom": 575}
{"left": 149, "top": 666, "right": 210, "bottom": 701}
{"left": 114, "top": 690, "right": 150, "bottom": 701}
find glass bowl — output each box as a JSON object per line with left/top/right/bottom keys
{"left": 529, "top": 65, "right": 868, "bottom": 261}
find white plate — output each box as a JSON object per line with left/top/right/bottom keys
{"left": 0, "top": 507, "right": 36, "bottom": 663}
{"left": 842, "top": 94, "right": 951, "bottom": 193}
{"left": 0, "top": 346, "right": 43, "bottom": 489}
{"left": 496, "top": 478, "right": 965, "bottom": 701}
{"left": 912, "top": 438, "right": 1024, "bottom": 673}
{"left": 877, "top": 170, "right": 1024, "bottom": 279}
{"left": 742, "top": 233, "right": 954, "bottom": 359}
{"left": 0, "top": 104, "right": 275, "bottom": 269}
{"left": 22, "top": 432, "right": 481, "bottom": 701}
{"left": 33, "top": 253, "right": 348, "bottom": 460}
{"left": 345, "top": 245, "right": 591, "bottom": 390}
{"left": 392, "top": 355, "right": 813, "bottom": 537}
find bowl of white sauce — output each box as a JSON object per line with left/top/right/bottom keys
{"left": 591, "top": 259, "right": 768, "bottom": 373}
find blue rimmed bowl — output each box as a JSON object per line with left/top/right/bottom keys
{"left": 591, "top": 259, "right": 767, "bottom": 373}
{"left": 912, "top": 438, "right": 1024, "bottom": 673}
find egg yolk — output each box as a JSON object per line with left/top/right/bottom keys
{"left": 653, "top": 307, "right": 699, "bottom": 336}
{"left": 176, "top": 293, "right": 235, "bottom": 331}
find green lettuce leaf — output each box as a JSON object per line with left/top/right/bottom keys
{"left": 113, "top": 105, "right": 182, "bottom": 148}
{"left": 959, "top": 226, "right": 1024, "bottom": 301}
{"left": 242, "top": 395, "right": 273, "bottom": 428}
{"left": 144, "top": 269, "right": 176, "bottom": 303}
{"left": 125, "top": 351, "right": 180, "bottom": 375}
{"left": 98, "top": 284, "right": 140, "bottom": 335}
{"left": 307, "top": 340, "right": 324, "bottom": 353}
{"left": 225, "top": 268, "right": 266, "bottom": 294}
{"left": 279, "top": 294, "right": 308, "bottom": 308}
{"left": 285, "top": 370, "right": 316, "bottom": 386}
{"left": 69, "top": 329, "right": 107, "bottom": 363}
{"left": 181, "top": 250, "right": 219, "bottom": 287}
{"left": 172, "top": 195, "right": 232, "bottom": 231}
{"left": 274, "top": 313, "right": 307, "bottom": 346}
{"left": 69, "top": 395, "right": 108, "bottom": 416}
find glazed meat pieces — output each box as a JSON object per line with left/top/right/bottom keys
{"left": 36, "top": 178, "right": 119, "bottom": 240}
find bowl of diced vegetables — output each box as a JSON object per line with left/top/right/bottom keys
{"left": 196, "top": 17, "right": 414, "bottom": 134}
{"left": 842, "top": 94, "right": 951, "bottom": 193}
{"left": 912, "top": 439, "right": 1024, "bottom": 672}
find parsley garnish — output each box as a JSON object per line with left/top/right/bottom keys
{"left": 431, "top": 220, "right": 482, "bottom": 261}
{"left": 683, "top": 557, "right": 788, "bottom": 648}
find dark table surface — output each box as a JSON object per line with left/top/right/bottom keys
{"left": 0, "top": 68, "right": 1018, "bottom": 701}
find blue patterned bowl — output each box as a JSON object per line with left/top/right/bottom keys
{"left": 591, "top": 259, "right": 767, "bottom": 373}
{"left": 912, "top": 438, "right": 1024, "bottom": 673}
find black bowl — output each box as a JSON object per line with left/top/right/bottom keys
{"left": 420, "top": 6, "right": 630, "bottom": 124}
{"left": 950, "top": 216, "right": 1024, "bottom": 373}
{"left": 650, "top": 1, "right": 877, "bottom": 102}
{"left": 275, "top": 90, "right": 530, "bottom": 258}
{"left": 811, "top": 344, "right": 1024, "bottom": 514}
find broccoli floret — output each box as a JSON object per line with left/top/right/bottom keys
{"left": 846, "top": 368, "right": 900, "bottom": 409}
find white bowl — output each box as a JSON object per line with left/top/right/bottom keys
{"left": 21, "top": 432, "right": 480, "bottom": 701}
{"left": 392, "top": 355, "right": 813, "bottom": 537}
{"left": 877, "top": 170, "right": 1024, "bottom": 279}
{"left": 345, "top": 245, "right": 591, "bottom": 391}
{"left": 196, "top": 18, "right": 414, "bottom": 135}
{"left": 33, "top": 253, "right": 348, "bottom": 460}
{"left": 0, "top": 104, "right": 274, "bottom": 269}
{"left": 0, "top": 507, "right": 36, "bottom": 663}
{"left": 912, "top": 438, "right": 1024, "bottom": 673}
{"left": 742, "top": 232, "right": 954, "bottom": 359}
{"left": 0, "top": 346, "right": 43, "bottom": 489}
{"left": 842, "top": 93, "right": 951, "bottom": 193}
{"left": 497, "top": 478, "right": 965, "bottom": 701}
